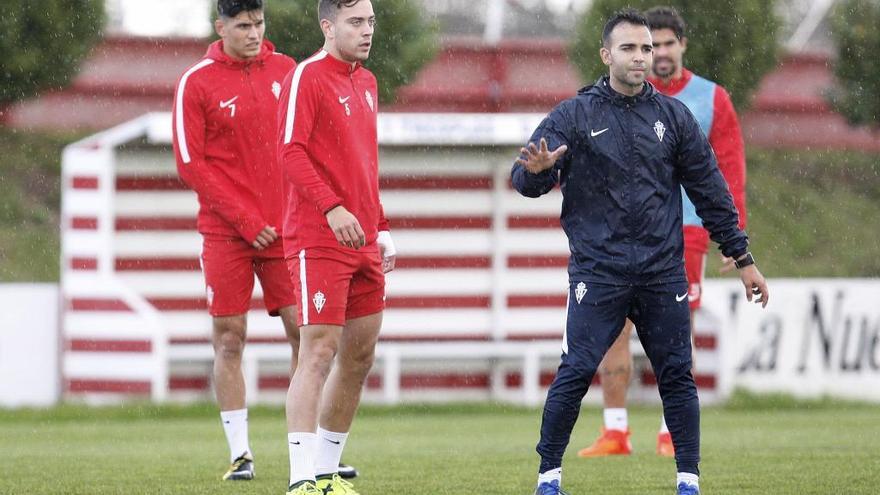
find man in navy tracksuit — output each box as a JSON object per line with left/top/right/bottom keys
{"left": 513, "top": 10, "right": 769, "bottom": 495}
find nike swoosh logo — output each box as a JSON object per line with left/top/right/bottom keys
{"left": 289, "top": 441, "right": 301, "bottom": 445}
{"left": 590, "top": 128, "right": 609, "bottom": 137}
{"left": 338, "top": 96, "right": 350, "bottom": 104}
{"left": 676, "top": 293, "right": 688, "bottom": 302}
{"left": 326, "top": 439, "right": 341, "bottom": 445}
{"left": 220, "top": 96, "right": 239, "bottom": 108}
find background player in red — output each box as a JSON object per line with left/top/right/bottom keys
{"left": 172, "top": 0, "right": 299, "bottom": 482}
{"left": 577, "top": 5, "right": 748, "bottom": 459}
{"left": 276, "top": 1, "right": 395, "bottom": 494}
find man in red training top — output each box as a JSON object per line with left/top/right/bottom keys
{"left": 173, "top": 0, "right": 356, "bottom": 483}
{"left": 276, "top": 1, "right": 395, "bottom": 494}
{"left": 172, "top": 0, "right": 296, "bottom": 481}
{"left": 577, "top": 5, "right": 748, "bottom": 460}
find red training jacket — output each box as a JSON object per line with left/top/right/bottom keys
{"left": 650, "top": 68, "right": 747, "bottom": 252}
{"left": 172, "top": 40, "right": 295, "bottom": 248}
{"left": 277, "top": 50, "right": 389, "bottom": 257}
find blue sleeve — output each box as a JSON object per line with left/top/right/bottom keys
{"left": 511, "top": 103, "right": 573, "bottom": 198}
{"left": 675, "top": 105, "right": 749, "bottom": 258}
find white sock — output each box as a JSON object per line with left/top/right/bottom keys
{"left": 604, "top": 408, "right": 628, "bottom": 431}
{"left": 288, "top": 432, "right": 317, "bottom": 486}
{"left": 538, "top": 467, "right": 562, "bottom": 486}
{"left": 315, "top": 427, "right": 349, "bottom": 477}
{"left": 220, "top": 408, "right": 250, "bottom": 462}
{"left": 677, "top": 472, "right": 699, "bottom": 487}
{"left": 659, "top": 415, "right": 670, "bottom": 434}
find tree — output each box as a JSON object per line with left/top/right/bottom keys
{"left": 570, "top": 0, "right": 780, "bottom": 110}
{"left": 264, "top": 0, "right": 438, "bottom": 103}
{"left": 0, "top": 0, "right": 104, "bottom": 106}
{"left": 829, "top": 0, "right": 880, "bottom": 128}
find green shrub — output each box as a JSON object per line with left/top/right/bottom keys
{"left": 0, "top": 0, "right": 104, "bottom": 105}
{"left": 829, "top": 0, "right": 880, "bottom": 128}
{"left": 264, "top": 0, "right": 438, "bottom": 103}
{"left": 570, "top": 0, "right": 780, "bottom": 110}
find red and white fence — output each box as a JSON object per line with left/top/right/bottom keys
{"left": 60, "top": 112, "right": 725, "bottom": 405}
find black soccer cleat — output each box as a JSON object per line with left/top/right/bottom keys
{"left": 222, "top": 453, "right": 254, "bottom": 481}
{"left": 337, "top": 462, "right": 358, "bottom": 479}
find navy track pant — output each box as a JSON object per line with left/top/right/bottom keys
{"left": 536, "top": 280, "right": 700, "bottom": 475}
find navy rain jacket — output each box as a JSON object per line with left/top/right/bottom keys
{"left": 512, "top": 76, "right": 749, "bottom": 286}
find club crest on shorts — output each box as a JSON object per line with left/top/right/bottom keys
{"left": 312, "top": 291, "right": 326, "bottom": 313}
{"left": 575, "top": 282, "right": 587, "bottom": 304}
{"left": 365, "top": 90, "right": 375, "bottom": 112}
{"left": 654, "top": 120, "right": 666, "bottom": 142}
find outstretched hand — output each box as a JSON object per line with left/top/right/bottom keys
{"left": 516, "top": 138, "right": 568, "bottom": 174}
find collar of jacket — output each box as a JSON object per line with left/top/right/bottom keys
{"left": 319, "top": 49, "right": 364, "bottom": 75}
{"left": 580, "top": 75, "right": 657, "bottom": 106}
{"left": 206, "top": 39, "right": 276, "bottom": 69}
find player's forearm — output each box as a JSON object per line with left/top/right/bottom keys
{"left": 280, "top": 144, "right": 342, "bottom": 213}
{"left": 511, "top": 164, "right": 556, "bottom": 197}
{"left": 176, "top": 159, "right": 265, "bottom": 242}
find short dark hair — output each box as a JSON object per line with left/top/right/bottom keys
{"left": 217, "top": 0, "right": 263, "bottom": 19}
{"left": 645, "top": 6, "right": 686, "bottom": 40}
{"left": 318, "top": 0, "right": 364, "bottom": 22}
{"left": 602, "top": 8, "right": 650, "bottom": 46}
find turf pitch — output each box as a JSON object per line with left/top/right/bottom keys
{"left": 2, "top": 393, "right": 878, "bottom": 494}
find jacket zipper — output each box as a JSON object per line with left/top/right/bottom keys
{"left": 624, "top": 102, "right": 637, "bottom": 282}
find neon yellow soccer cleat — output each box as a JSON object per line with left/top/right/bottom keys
{"left": 286, "top": 481, "right": 322, "bottom": 495}
{"left": 316, "top": 473, "right": 360, "bottom": 494}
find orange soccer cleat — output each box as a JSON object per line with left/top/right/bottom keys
{"left": 656, "top": 431, "right": 675, "bottom": 457}
{"left": 577, "top": 428, "right": 632, "bottom": 457}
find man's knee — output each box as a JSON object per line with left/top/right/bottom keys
{"left": 656, "top": 361, "right": 697, "bottom": 395}
{"left": 555, "top": 359, "right": 599, "bottom": 390}
{"left": 339, "top": 347, "right": 376, "bottom": 377}
{"left": 298, "top": 335, "right": 339, "bottom": 379}
{"left": 213, "top": 318, "right": 247, "bottom": 358}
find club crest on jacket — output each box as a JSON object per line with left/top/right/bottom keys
{"left": 365, "top": 90, "right": 375, "bottom": 112}
{"left": 654, "top": 121, "right": 666, "bottom": 142}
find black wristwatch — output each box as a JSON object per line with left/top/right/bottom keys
{"left": 734, "top": 252, "right": 755, "bottom": 269}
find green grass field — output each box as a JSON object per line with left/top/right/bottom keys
{"left": 2, "top": 394, "right": 878, "bottom": 494}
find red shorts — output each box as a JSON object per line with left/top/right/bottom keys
{"left": 200, "top": 235, "right": 296, "bottom": 317}
{"left": 684, "top": 248, "right": 707, "bottom": 310}
{"left": 287, "top": 246, "right": 385, "bottom": 327}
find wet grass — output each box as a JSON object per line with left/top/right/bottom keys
{"left": 1, "top": 392, "right": 878, "bottom": 494}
